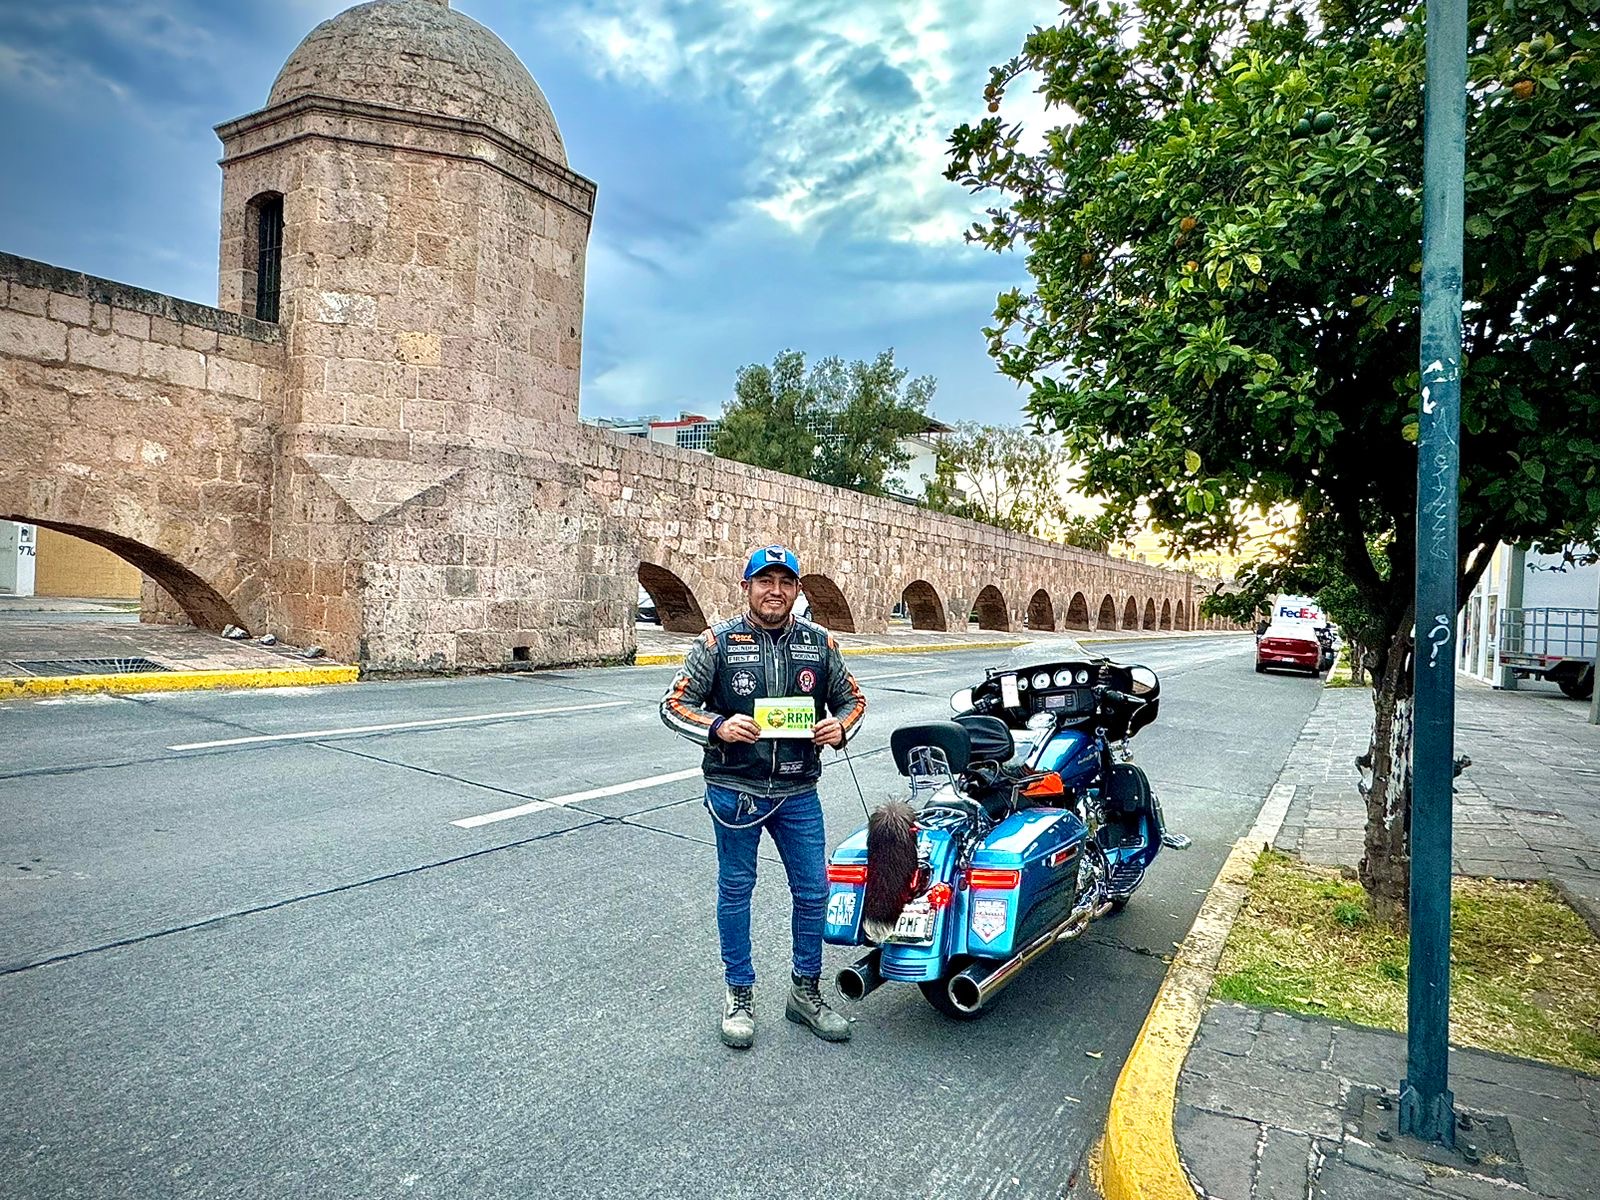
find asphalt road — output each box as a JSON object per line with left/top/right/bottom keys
{"left": 0, "top": 634, "right": 1321, "bottom": 1200}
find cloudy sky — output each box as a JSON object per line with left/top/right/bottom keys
{"left": 0, "top": 0, "right": 1048, "bottom": 425}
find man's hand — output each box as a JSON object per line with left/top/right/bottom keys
{"left": 812, "top": 716, "right": 845, "bottom": 748}
{"left": 716, "top": 714, "right": 762, "bottom": 743}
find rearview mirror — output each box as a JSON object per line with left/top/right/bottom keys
{"left": 949, "top": 688, "right": 974, "bottom": 713}
{"left": 1129, "top": 666, "right": 1158, "bottom": 696}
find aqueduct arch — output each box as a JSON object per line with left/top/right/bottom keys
{"left": 1026, "top": 589, "right": 1055, "bottom": 630}
{"left": 1122, "top": 597, "right": 1139, "bottom": 629}
{"left": 1160, "top": 599, "right": 1173, "bottom": 630}
{"left": 637, "top": 563, "right": 707, "bottom": 635}
{"left": 1065, "top": 592, "right": 1091, "bottom": 630}
{"left": 1175, "top": 599, "right": 1186, "bottom": 630}
{"left": 800, "top": 573, "right": 855, "bottom": 632}
{"left": 972, "top": 584, "right": 1009, "bottom": 632}
{"left": 1143, "top": 598, "right": 1158, "bottom": 630}
{"left": 901, "top": 580, "right": 947, "bottom": 632}
{"left": 1098, "top": 594, "right": 1117, "bottom": 630}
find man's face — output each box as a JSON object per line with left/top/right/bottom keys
{"left": 742, "top": 567, "right": 800, "bottom": 626}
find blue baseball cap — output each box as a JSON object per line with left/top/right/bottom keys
{"left": 743, "top": 544, "right": 800, "bottom": 580}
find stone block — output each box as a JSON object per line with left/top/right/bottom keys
{"left": 7, "top": 283, "right": 49, "bottom": 316}
{"left": 141, "top": 342, "right": 207, "bottom": 390}
{"left": 1, "top": 311, "right": 68, "bottom": 362}
{"left": 206, "top": 355, "right": 262, "bottom": 398}
{"left": 46, "top": 293, "right": 92, "bottom": 326}
{"left": 1173, "top": 1105, "right": 1259, "bottom": 1200}
{"left": 181, "top": 323, "right": 220, "bottom": 352}
{"left": 66, "top": 328, "right": 142, "bottom": 375}
{"left": 110, "top": 308, "right": 150, "bottom": 339}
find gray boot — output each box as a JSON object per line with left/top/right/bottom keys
{"left": 721, "top": 984, "right": 755, "bottom": 1049}
{"left": 786, "top": 973, "right": 852, "bottom": 1042}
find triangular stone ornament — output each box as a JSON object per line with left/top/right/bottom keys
{"left": 301, "top": 453, "right": 464, "bottom": 523}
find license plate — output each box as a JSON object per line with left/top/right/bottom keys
{"left": 888, "top": 901, "right": 936, "bottom": 943}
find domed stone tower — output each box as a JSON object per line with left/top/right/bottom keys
{"left": 212, "top": 0, "right": 605, "bottom": 668}
{"left": 217, "top": 0, "right": 593, "bottom": 438}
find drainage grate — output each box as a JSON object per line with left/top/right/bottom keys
{"left": 1, "top": 657, "right": 172, "bottom": 677}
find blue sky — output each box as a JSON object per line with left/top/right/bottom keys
{"left": 0, "top": 0, "right": 1047, "bottom": 424}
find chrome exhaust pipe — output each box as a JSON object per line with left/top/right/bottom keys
{"left": 835, "top": 949, "right": 885, "bottom": 1002}
{"left": 947, "top": 888, "right": 1113, "bottom": 1015}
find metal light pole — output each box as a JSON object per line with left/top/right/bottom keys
{"left": 1402, "top": 0, "right": 1468, "bottom": 1147}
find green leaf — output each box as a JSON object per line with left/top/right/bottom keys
{"left": 1243, "top": 253, "right": 1263, "bottom": 274}
{"left": 1185, "top": 449, "right": 1203, "bottom": 473}
{"left": 1402, "top": 421, "right": 1420, "bottom": 442}
{"left": 1522, "top": 460, "right": 1546, "bottom": 485}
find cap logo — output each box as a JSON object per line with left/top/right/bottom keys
{"left": 766, "top": 548, "right": 785, "bottom": 563}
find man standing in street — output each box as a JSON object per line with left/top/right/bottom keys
{"left": 660, "top": 545, "right": 867, "bottom": 1049}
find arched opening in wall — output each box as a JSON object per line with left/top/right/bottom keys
{"left": 637, "top": 562, "right": 708, "bottom": 635}
{"left": 2, "top": 517, "right": 241, "bottom": 632}
{"left": 1175, "top": 600, "right": 1187, "bottom": 630}
{"left": 800, "top": 573, "right": 854, "bottom": 632}
{"left": 1065, "top": 592, "right": 1091, "bottom": 630}
{"left": 901, "top": 580, "right": 947, "bottom": 631}
{"left": 1143, "top": 598, "right": 1158, "bottom": 630}
{"left": 1160, "top": 599, "right": 1173, "bottom": 630}
{"left": 1122, "top": 596, "right": 1139, "bottom": 629}
{"left": 1098, "top": 594, "right": 1117, "bottom": 630}
{"left": 972, "top": 584, "right": 1010, "bottom": 632}
{"left": 1025, "top": 589, "right": 1055, "bottom": 630}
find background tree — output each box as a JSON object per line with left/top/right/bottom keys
{"left": 948, "top": 0, "right": 1600, "bottom": 920}
{"left": 715, "top": 348, "right": 935, "bottom": 496}
{"left": 926, "top": 422, "right": 1119, "bottom": 549}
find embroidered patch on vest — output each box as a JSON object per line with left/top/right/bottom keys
{"left": 796, "top": 668, "right": 817, "bottom": 693}
{"left": 730, "top": 670, "right": 758, "bottom": 697}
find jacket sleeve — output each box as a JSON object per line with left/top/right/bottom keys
{"left": 824, "top": 634, "right": 867, "bottom": 744}
{"left": 660, "top": 630, "right": 721, "bottom": 745}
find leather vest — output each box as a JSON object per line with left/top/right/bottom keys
{"left": 704, "top": 617, "right": 830, "bottom": 793}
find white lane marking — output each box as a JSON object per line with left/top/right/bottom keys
{"left": 854, "top": 667, "right": 945, "bottom": 682}
{"left": 167, "top": 701, "right": 629, "bottom": 751}
{"left": 451, "top": 766, "right": 703, "bottom": 828}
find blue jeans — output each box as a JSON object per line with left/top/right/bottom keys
{"left": 705, "top": 784, "right": 826, "bottom": 987}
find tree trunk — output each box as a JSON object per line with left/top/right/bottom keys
{"left": 1358, "top": 619, "right": 1415, "bottom": 925}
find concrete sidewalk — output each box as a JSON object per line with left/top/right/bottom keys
{"left": 0, "top": 616, "right": 353, "bottom": 698}
{"left": 1165, "top": 680, "right": 1600, "bottom": 1200}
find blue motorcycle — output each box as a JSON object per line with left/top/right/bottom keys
{"left": 823, "top": 639, "right": 1173, "bottom": 1019}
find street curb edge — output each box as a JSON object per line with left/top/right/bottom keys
{"left": 1097, "top": 778, "right": 1297, "bottom": 1200}
{"left": 0, "top": 664, "right": 360, "bottom": 700}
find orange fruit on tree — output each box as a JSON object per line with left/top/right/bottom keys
{"left": 1512, "top": 79, "right": 1535, "bottom": 101}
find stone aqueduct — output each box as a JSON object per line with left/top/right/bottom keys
{"left": 0, "top": 0, "right": 1225, "bottom": 671}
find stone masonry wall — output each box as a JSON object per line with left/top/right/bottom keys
{"left": 0, "top": 253, "right": 283, "bottom": 632}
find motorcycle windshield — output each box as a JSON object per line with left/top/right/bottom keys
{"left": 1003, "top": 637, "right": 1098, "bottom": 669}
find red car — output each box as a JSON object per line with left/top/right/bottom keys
{"left": 1255, "top": 625, "right": 1322, "bottom": 675}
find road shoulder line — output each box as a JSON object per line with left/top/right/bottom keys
{"left": 1097, "top": 779, "right": 1296, "bottom": 1200}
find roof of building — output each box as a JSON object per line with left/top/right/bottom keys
{"left": 267, "top": 0, "right": 564, "bottom": 164}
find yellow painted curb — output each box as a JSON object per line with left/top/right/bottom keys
{"left": 1099, "top": 781, "right": 1296, "bottom": 1200}
{"left": 1, "top": 664, "right": 360, "bottom": 700}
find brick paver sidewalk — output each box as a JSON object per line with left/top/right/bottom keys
{"left": 1176, "top": 677, "right": 1600, "bottom": 1200}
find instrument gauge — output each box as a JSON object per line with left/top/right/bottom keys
{"left": 1075, "top": 668, "right": 1091, "bottom": 685}
{"left": 1053, "top": 669, "right": 1074, "bottom": 687}
{"left": 1032, "top": 672, "right": 1051, "bottom": 689}
{"left": 1016, "top": 676, "right": 1029, "bottom": 691}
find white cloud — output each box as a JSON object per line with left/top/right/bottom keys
{"left": 546, "top": 0, "right": 1040, "bottom": 247}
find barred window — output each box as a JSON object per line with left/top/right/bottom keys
{"left": 254, "top": 195, "right": 284, "bottom": 323}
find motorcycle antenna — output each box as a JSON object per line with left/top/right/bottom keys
{"left": 837, "top": 739, "right": 872, "bottom": 821}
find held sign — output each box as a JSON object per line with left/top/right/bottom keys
{"left": 754, "top": 697, "right": 815, "bottom": 738}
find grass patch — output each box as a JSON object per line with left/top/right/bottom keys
{"left": 1323, "top": 644, "right": 1370, "bottom": 688}
{"left": 1214, "top": 851, "right": 1600, "bottom": 1073}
